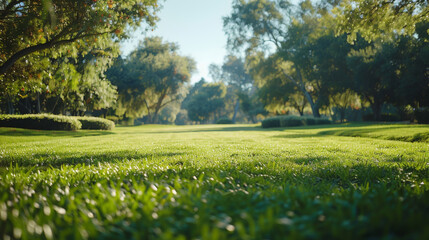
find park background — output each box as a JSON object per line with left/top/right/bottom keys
{"left": 0, "top": 0, "right": 429, "bottom": 239}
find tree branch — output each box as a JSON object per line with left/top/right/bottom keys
{"left": 0, "top": 0, "right": 23, "bottom": 20}
{"left": 0, "top": 30, "right": 113, "bottom": 75}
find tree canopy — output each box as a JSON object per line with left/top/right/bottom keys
{"left": 106, "top": 37, "right": 196, "bottom": 123}
{"left": 0, "top": 0, "right": 160, "bottom": 75}
{"left": 334, "top": 0, "right": 429, "bottom": 43}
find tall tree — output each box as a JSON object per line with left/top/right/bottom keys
{"left": 347, "top": 43, "right": 397, "bottom": 120}
{"left": 392, "top": 22, "right": 429, "bottom": 109}
{"left": 184, "top": 82, "right": 227, "bottom": 123}
{"left": 224, "top": 0, "right": 342, "bottom": 117}
{"left": 106, "top": 37, "right": 196, "bottom": 123}
{"left": 209, "top": 55, "right": 254, "bottom": 122}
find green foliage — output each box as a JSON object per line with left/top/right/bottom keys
{"left": 262, "top": 115, "right": 332, "bottom": 128}
{"left": 225, "top": 0, "right": 348, "bottom": 118}
{"left": 183, "top": 81, "right": 227, "bottom": 123}
{"left": 0, "top": 0, "right": 160, "bottom": 75}
{"left": 261, "top": 116, "right": 282, "bottom": 128}
{"left": 0, "top": 0, "right": 161, "bottom": 116}
{"left": 216, "top": 118, "right": 234, "bottom": 124}
{"left": 415, "top": 108, "right": 429, "bottom": 124}
{"left": 0, "top": 114, "right": 81, "bottom": 130}
{"left": 0, "top": 124, "right": 428, "bottom": 239}
{"left": 334, "top": 0, "right": 429, "bottom": 43}
{"left": 225, "top": 1, "right": 429, "bottom": 123}
{"left": 106, "top": 37, "right": 196, "bottom": 123}
{"left": 76, "top": 117, "right": 115, "bottom": 130}
{"left": 209, "top": 55, "right": 257, "bottom": 123}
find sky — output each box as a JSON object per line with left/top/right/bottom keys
{"left": 120, "top": 0, "right": 233, "bottom": 84}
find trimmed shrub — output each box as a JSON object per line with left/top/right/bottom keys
{"left": 261, "top": 117, "right": 282, "bottom": 128}
{"left": 262, "top": 115, "right": 332, "bottom": 128}
{"left": 76, "top": 117, "right": 115, "bottom": 130}
{"left": 315, "top": 118, "right": 332, "bottom": 125}
{"left": 280, "top": 116, "right": 305, "bottom": 127}
{"left": 415, "top": 108, "right": 429, "bottom": 124}
{"left": 0, "top": 114, "right": 81, "bottom": 130}
{"left": 216, "top": 118, "right": 234, "bottom": 124}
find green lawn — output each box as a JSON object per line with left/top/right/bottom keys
{"left": 1, "top": 123, "right": 428, "bottom": 239}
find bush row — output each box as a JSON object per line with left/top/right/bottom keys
{"left": 0, "top": 114, "right": 114, "bottom": 131}
{"left": 76, "top": 117, "right": 115, "bottom": 130}
{"left": 216, "top": 118, "right": 234, "bottom": 124}
{"left": 262, "top": 115, "right": 332, "bottom": 128}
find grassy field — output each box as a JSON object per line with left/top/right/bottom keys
{"left": 1, "top": 123, "right": 428, "bottom": 239}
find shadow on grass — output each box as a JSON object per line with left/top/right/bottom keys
{"left": 0, "top": 150, "right": 185, "bottom": 168}
{"left": 0, "top": 127, "right": 115, "bottom": 138}
{"left": 272, "top": 124, "right": 429, "bottom": 143}
{"left": 124, "top": 125, "right": 272, "bottom": 134}
{"left": 272, "top": 133, "right": 321, "bottom": 139}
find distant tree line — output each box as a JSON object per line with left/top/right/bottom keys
{"left": 1, "top": 0, "right": 427, "bottom": 124}
{"left": 223, "top": 0, "right": 428, "bottom": 122}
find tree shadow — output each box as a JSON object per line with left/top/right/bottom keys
{"left": 0, "top": 127, "right": 115, "bottom": 138}
{"left": 271, "top": 133, "right": 320, "bottom": 139}
{"left": 0, "top": 150, "right": 185, "bottom": 168}
{"left": 124, "top": 125, "right": 273, "bottom": 134}
{"left": 272, "top": 124, "right": 429, "bottom": 142}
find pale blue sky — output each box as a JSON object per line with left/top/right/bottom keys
{"left": 121, "top": 0, "right": 233, "bottom": 83}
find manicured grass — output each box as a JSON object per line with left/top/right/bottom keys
{"left": 1, "top": 123, "right": 428, "bottom": 239}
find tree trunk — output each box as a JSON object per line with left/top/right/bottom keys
{"left": 282, "top": 67, "right": 320, "bottom": 118}
{"left": 26, "top": 97, "right": 32, "bottom": 113}
{"left": 251, "top": 115, "right": 256, "bottom": 123}
{"left": 340, "top": 107, "right": 346, "bottom": 123}
{"left": 303, "top": 90, "right": 320, "bottom": 118}
{"left": 372, "top": 100, "right": 382, "bottom": 121}
{"left": 232, "top": 98, "right": 240, "bottom": 123}
{"left": 152, "top": 93, "right": 167, "bottom": 124}
{"left": 6, "top": 94, "right": 14, "bottom": 114}
{"left": 152, "top": 111, "right": 159, "bottom": 124}
{"left": 36, "top": 92, "right": 41, "bottom": 113}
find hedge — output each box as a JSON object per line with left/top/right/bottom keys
{"left": 76, "top": 116, "right": 115, "bottom": 130}
{"left": 261, "top": 117, "right": 282, "bottom": 128}
{"left": 0, "top": 114, "right": 81, "bottom": 131}
{"left": 216, "top": 118, "right": 234, "bottom": 124}
{"left": 262, "top": 115, "right": 332, "bottom": 128}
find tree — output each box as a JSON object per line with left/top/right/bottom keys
{"left": 346, "top": 22, "right": 428, "bottom": 121}
{"left": 347, "top": 43, "right": 397, "bottom": 120}
{"left": 0, "top": 40, "right": 119, "bottom": 115}
{"left": 183, "top": 81, "right": 227, "bottom": 123}
{"left": 106, "top": 37, "right": 196, "bottom": 123}
{"left": 0, "top": 0, "right": 160, "bottom": 76}
{"left": 224, "top": 0, "right": 343, "bottom": 118}
{"left": 392, "top": 22, "right": 429, "bottom": 109}
{"left": 334, "top": 0, "right": 429, "bottom": 43}
{"left": 330, "top": 89, "right": 360, "bottom": 122}
{"left": 209, "top": 55, "right": 254, "bottom": 122}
